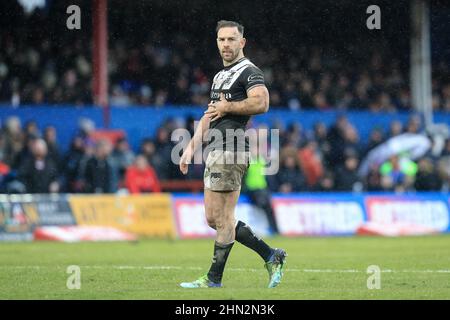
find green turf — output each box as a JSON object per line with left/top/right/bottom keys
{"left": 1, "top": 235, "right": 450, "bottom": 299}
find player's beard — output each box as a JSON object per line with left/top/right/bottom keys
{"left": 221, "top": 48, "right": 240, "bottom": 63}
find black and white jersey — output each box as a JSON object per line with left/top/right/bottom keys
{"left": 207, "top": 57, "right": 266, "bottom": 152}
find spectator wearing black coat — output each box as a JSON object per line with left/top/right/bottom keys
{"left": 274, "top": 151, "right": 307, "bottom": 193}
{"left": 43, "top": 126, "right": 61, "bottom": 169}
{"left": 335, "top": 154, "right": 362, "bottom": 191}
{"left": 363, "top": 127, "right": 385, "bottom": 157}
{"left": 326, "top": 115, "right": 349, "bottom": 167}
{"left": 414, "top": 158, "right": 443, "bottom": 191}
{"left": 17, "top": 139, "right": 59, "bottom": 193}
{"left": 84, "top": 140, "right": 114, "bottom": 193}
{"left": 63, "top": 136, "right": 85, "bottom": 192}
{"left": 313, "top": 170, "right": 336, "bottom": 192}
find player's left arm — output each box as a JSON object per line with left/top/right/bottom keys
{"left": 230, "top": 85, "right": 270, "bottom": 115}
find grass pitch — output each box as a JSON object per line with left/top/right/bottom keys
{"left": 1, "top": 235, "right": 450, "bottom": 299}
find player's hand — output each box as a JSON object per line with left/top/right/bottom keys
{"left": 179, "top": 149, "right": 193, "bottom": 175}
{"left": 205, "top": 93, "right": 229, "bottom": 122}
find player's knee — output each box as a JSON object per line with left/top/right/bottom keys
{"left": 206, "top": 217, "right": 216, "bottom": 229}
{"left": 215, "top": 218, "right": 234, "bottom": 232}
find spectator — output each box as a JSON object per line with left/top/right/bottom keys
{"left": 364, "top": 163, "right": 382, "bottom": 191}
{"left": 388, "top": 120, "right": 403, "bottom": 138}
{"left": 414, "top": 157, "right": 443, "bottom": 191}
{"left": 2, "top": 116, "right": 25, "bottom": 169}
{"left": 140, "top": 138, "right": 166, "bottom": 177}
{"left": 379, "top": 154, "right": 417, "bottom": 192}
{"left": 110, "top": 137, "right": 135, "bottom": 189}
{"left": 334, "top": 154, "right": 362, "bottom": 192}
{"left": 24, "top": 120, "right": 40, "bottom": 141}
{"left": 83, "top": 139, "right": 114, "bottom": 193}
{"left": 326, "top": 115, "right": 349, "bottom": 167}
{"left": 405, "top": 115, "right": 422, "bottom": 134}
{"left": 314, "top": 170, "right": 336, "bottom": 192}
{"left": 63, "top": 136, "right": 85, "bottom": 192}
{"left": 273, "top": 148, "right": 306, "bottom": 193}
{"left": 125, "top": 155, "right": 161, "bottom": 194}
{"left": 298, "top": 140, "right": 324, "bottom": 187}
{"left": 154, "top": 127, "right": 176, "bottom": 180}
{"left": 43, "top": 126, "right": 61, "bottom": 168}
{"left": 0, "top": 161, "right": 10, "bottom": 190}
{"left": 313, "top": 122, "right": 329, "bottom": 148}
{"left": 77, "top": 140, "right": 95, "bottom": 190}
{"left": 284, "top": 123, "right": 304, "bottom": 148}
{"left": 363, "top": 127, "right": 385, "bottom": 156}
{"left": 341, "top": 124, "right": 361, "bottom": 160}
{"left": 17, "top": 139, "right": 59, "bottom": 193}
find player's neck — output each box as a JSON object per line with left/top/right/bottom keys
{"left": 223, "top": 53, "right": 245, "bottom": 67}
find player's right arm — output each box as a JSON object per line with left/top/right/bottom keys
{"left": 205, "top": 66, "right": 269, "bottom": 120}
{"left": 179, "top": 114, "right": 211, "bottom": 175}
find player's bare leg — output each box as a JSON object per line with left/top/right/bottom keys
{"left": 181, "top": 186, "right": 286, "bottom": 288}
{"left": 204, "top": 188, "right": 239, "bottom": 242}
{"left": 205, "top": 189, "right": 239, "bottom": 282}
{"left": 180, "top": 189, "right": 238, "bottom": 288}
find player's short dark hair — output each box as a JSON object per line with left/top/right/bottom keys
{"left": 216, "top": 20, "right": 244, "bottom": 36}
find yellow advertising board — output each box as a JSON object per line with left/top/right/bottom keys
{"left": 69, "top": 194, "right": 176, "bottom": 238}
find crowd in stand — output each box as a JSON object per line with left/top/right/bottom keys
{"left": 1, "top": 2, "right": 450, "bottom": 112}
{"left": 269, "top": 115, "right": 449, "bottom": 194}
{"left": 0, "top": 114, "right": 448, "bottom": 195}
{"left": 2, "top": 33, "right": 450, "bottom": 112}
{"left": 0, "top": 116, "right": 163, "bottom": 194}
{"left": 0, "top": 2, "right": 449, "bottom": 195}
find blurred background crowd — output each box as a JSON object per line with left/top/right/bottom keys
{"left": 0, "top": 0, "right": 449, "bottom": 195}
{"left": 1, "top": 113, "right": 449, "bottom": 194}
{"left": 1, "top": 1, "right": 450, "bottom": 111}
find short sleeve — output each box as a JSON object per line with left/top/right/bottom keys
{"left": 240, "top": 66, "right": 265, "bottom": 92}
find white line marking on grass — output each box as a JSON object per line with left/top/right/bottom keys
{"left": 302, "top": 269, "right": 360, "bottom": 273}
{"left": 1, "top": 265, "right": 450, "bottom": 273}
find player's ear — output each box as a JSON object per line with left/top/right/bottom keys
{"left": 241, "top": 37, "right": 246, "bottom": 49}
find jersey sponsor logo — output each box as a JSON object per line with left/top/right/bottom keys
{"left": 210, "top": 91, "right": 231, "bottom": 100}
{"left": 247, "top": 74, "right": 264, "bottom": 83}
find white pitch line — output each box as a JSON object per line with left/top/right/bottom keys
{"left": 1, "top": 265, "right": 450, "bottom": 273}
{"left": 302, "top": 269, "right": 360, "bottom": 273}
